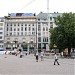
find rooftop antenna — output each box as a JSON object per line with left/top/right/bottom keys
{"left": 47, "top": 0, "right": 50, "bottom": 22}
{"left": 47, "top": 0, "right": 50, "bottom": 27}
{"left": 47, "top": 0, "right": 49, "bottom": 14}
{"left": 47, "top": 0, "right": 50, "bottom": 51}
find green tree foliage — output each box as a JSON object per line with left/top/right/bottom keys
{"left": 21, "top": 43, "right": 28, "bottom": 49}
{"left": 49, "top": 13, "right": 75, "bottom": 55}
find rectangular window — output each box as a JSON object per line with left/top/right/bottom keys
{"left": 10, "top": 23, "right": 12, "bottom": 26}
{"left": 21, "top": 32, "right": 23, "bottom": 35}
{"left": 46, "top": 27, "right": 48, "bottom": 31}
{"left": 43, "top": 37, "right": 48, "bottom": 42}
{"left": 32, "top": 32, "right": 35, "bottom": 35}
{"left": 21, "top": 27, "right": 23, "bottom": 31}
{"left": 0, "top": 28, "right": 3, "bottom": 30}
{"left": 0, "top": 32, "right": 2, "bottom": 34}
{"left": 38, "top": 43, "right": 41, "bottom": 49}
{"left": 17, "top": 28, "right": 19, "bottom": 31}
{"left": 14, "top": 32, "right": 16, "bottom": 36}
{"left": 18, "top": 23, "right": 19, "bottom": 26}
{"left": 2, "top": 45, "right": 3, "bottom": 47}
{"left": 43, "top": 38, "right": 45, "bottom": 42}
{"left": 50, "top": 24, "right": 53, "bottom": 28}
{"left": 50, "top": 22, "right": 53, "bottom": 24}
{"left": 0, "top": 45, "right": 3, "bottom": 47}
{"left": 25, "top": 27, "right": 27, "bottom": 31}
{"left": 0, "top": 36, "right": 2, "bottom": 39}
{"left": 47, "top": 37, "right": 48, "bottom": 42}
{"left": 38, "top": 33, "right": 41, "bottom": 36}
{"left": 17, "top": 32, "right": 19, "bottom": 35}
{"left": 53, "top": 17, "right": 56, "bottom": 20}
{"left": 7, "top": 27, "right": 8, "bottom": 31}
{"left": 10, "top": 33, "right": 12, "bottom": 36}
{"left": 10, "top": 27, "right": 12, "bottom": 31}
{"left": 14, "top": 28, "right": 16, "bottom": 31}
{"left": 33, "top": 24, "right": 34, "bottom": 26}
{"left": 25, "top": 32, "right": 27, "bottom": 35}
{"left": 38, "top": 25, "right": 41, "bottom": 31}
{"left": 6, "top": 34, "right": 8, "bottom": 36}
{"left": 38, "top": 29, "right": 41, "bottom": 31}
{"left": 29, "top": 24, "right": 30, "bottom": 26}
{"left": 7, "top": 24, "right": 8, "bottom": 26}
{"left": 44, "top": 19, "right": 46, "bottom": 21}
{"left": 14, "top": 24, "right": 16, "bottom": 26}
{"left": 29, "top": 27, "right": 31, "bottom": 31}
{"left": 43, "top": 27, "right": 45, "bottom": 31}
{"left": 32, "top": 28, "right": 34, "bottom": 31}
{"left": 38, "top": 22, "right": 40, "bottom": 24}
{"left": 25, "top": 24, "right": 27, "bottom": 26}
{"left": 0, "top": 41, "right": 3, "bottom": 43}
{"left": 43, "top": 37, "right": 46, "bottom": 42}
{"left": 38, "top": 37, "right": 41, "bottom": 42}
{"left": 38, "top": 19, "right": 40, "bottom": 21}
{"left": 21, "top": 23, "right": 23, "bottom": 26}
{"left": 29, "top": 32, "right": 31, "bottom": 35}
{"left": 50, "top": 17, "right": 52, "bottom": 20}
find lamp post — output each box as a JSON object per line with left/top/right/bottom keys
{"left": 30, "top": 38, "right": 33, "bottom": 54}
{"left": 11, "top": 41, "right": 13, "bottom": 51}
{"left": 27, "top": 41, "right": 29, "bottom": 54}
{"left": 36, "top": 23, "right": 38, "bottom": 53}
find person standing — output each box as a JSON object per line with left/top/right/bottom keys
{"left": 54, "top": 53, "right": 60, "bottom": 65}
{"left": 19, "top": 49, "right": 23, "bottom": 58}
{"left": 20, "top": 51, "right": 23, "bottom": 58}
{"left": 61, "top": 51, "right": 63, "bottom": 58}
{"left": 40, "top": 51, "right": 44, "bottom": 61}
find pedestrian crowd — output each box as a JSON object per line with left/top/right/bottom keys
{"left": 4, "top": 49, "right": 60, "bottom": 65}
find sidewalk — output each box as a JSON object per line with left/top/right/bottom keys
{"left": 0, "top": 54, "right": 74, "bottom": 75}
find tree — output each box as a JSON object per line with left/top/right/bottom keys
{"left": 49, "top": 13, "right": 75, "bottom": 55}
{"left": 21, "top": 42, "right": 28, "bottom": 51}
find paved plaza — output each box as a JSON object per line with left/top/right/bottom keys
{"left": 0, "top": 54, "right": 74, "bottom": 75}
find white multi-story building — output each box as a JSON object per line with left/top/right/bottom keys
{"left": 4, "top": 12, "right": 62, "bottom": 52}
{"left": 4, "top": 13, "right": 36, "bottom": 53}
{"left": 37, "top": 12, "right": 62, "bottom": 52}
{"left": 0, "top": 17, "right": 4, "bottom": 51}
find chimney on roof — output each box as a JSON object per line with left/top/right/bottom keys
{"left": 57, "top": 12, "right": 58, "bottom": 13}
{"left": 40, "top": 11, "right": 43, "bottom": 13}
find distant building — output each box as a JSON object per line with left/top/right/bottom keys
{"left": 0, "top": 17, "right": 4, "bottom": 51}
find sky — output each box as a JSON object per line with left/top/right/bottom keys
{"left": 0, "top": 0, "right": 75, "bottom": 17}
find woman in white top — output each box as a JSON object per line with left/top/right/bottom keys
{"left": 54, "top": 53, "right": 60, "bottom": 65}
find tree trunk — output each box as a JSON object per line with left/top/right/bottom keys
{"left": 68, "top": 48, "right": 71, "bottom": 56}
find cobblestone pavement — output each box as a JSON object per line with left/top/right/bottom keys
{"left": 0, "top": 54, "right": 74, "bottom": 75}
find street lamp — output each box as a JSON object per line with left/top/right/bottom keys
{"left": 36, "top": 23, "right": 38, "bottom": 53}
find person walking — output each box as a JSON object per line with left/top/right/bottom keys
{"left": 20, "top": 51, "right": 23, "bottom": 58}
{"left": 54, "top": 53, "right": 60, "bottom": 65}
{"left": 36, "top": 52, "right": 39, "bottom": 62}
{"left": 19, "top": 49, "right": 23, "bottom": 58}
